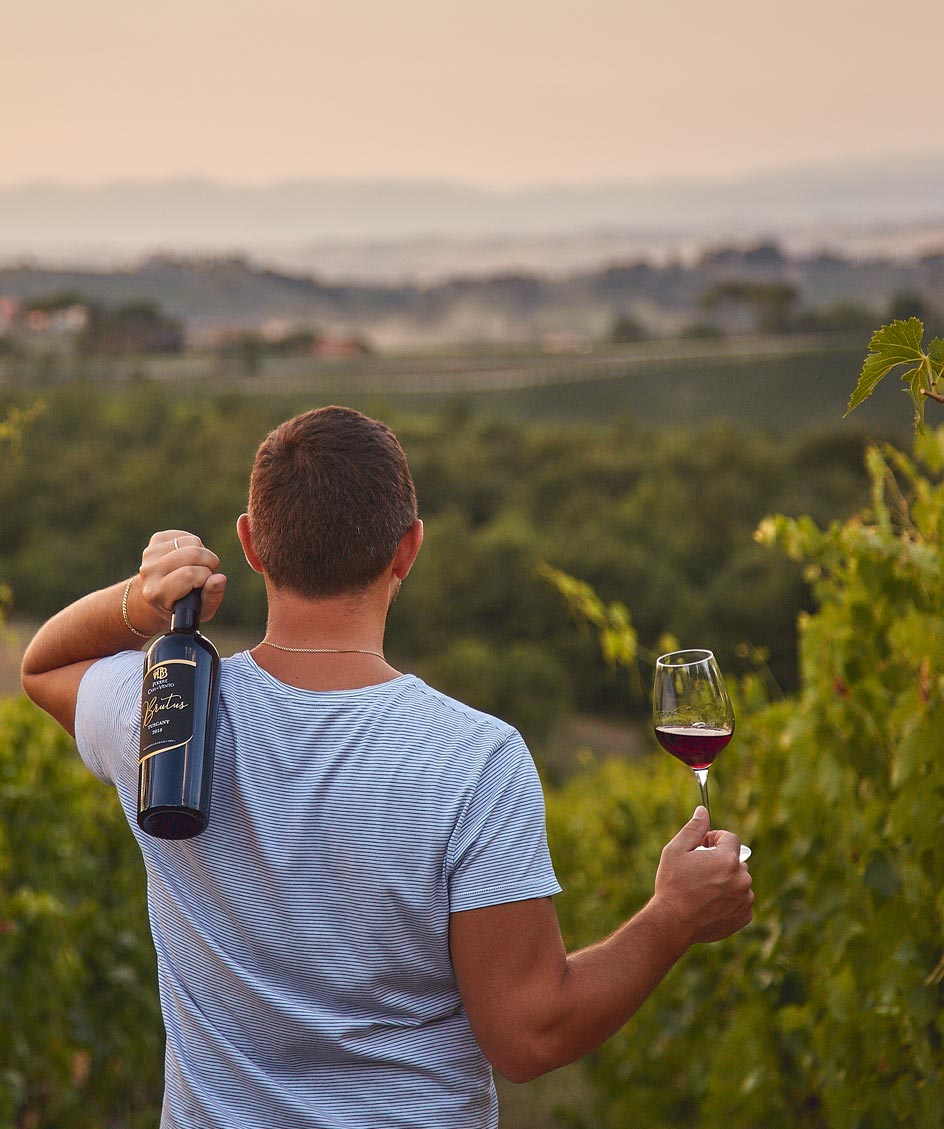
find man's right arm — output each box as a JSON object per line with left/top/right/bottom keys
{"left": 449, "top": 806, "right": 753, "bottom": 1083}
{"left": 21, "top": 531, "right": 225, "bottom": 736}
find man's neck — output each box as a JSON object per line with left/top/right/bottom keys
{"left": 250, "top": 583, "right": 400, "bottom": 692}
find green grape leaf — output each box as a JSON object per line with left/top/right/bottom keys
{"left": 845, "top": 318, "right": 926, "bottom": 416}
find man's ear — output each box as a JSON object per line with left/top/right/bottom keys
{"left": 393, "top": 519, "right": 424, "bottom": 580}
{"left": 236, "top": 513, "right": 265, "bottom": 574}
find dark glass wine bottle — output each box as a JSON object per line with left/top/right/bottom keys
{"left": 137, "top": 589, "right": 221, "bottom": 840}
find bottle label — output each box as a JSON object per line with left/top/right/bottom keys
{"left": 140, "top": 658, "right": 197, "bottom": 761}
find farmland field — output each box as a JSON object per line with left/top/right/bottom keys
{"left": 0, "top": 333, "right": 909, "bottom": 439}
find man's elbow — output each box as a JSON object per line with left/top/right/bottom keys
{"left": 496, "top": 1060, "right": 548, "bottom": 1086}
{"left": 20, "top": 665, "right": 41, "bottom": 704}
{"left": 19, "top": 667, "right": 78, "bottom": 736}
{"left": 485, "top": 1027, "right": 575, "bottom": 1085}
{"left": 20, "top": 636, "right": 46, "bottom": 698}
{"left": 20, "top": 668, "right": 49, "bottom": 718}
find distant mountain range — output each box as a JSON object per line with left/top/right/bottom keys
{"left": 1, "top": 153, "right": 943, "bottom": 280}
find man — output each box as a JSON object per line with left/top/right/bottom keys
{"left": 22, "top": 405, "right": 753, "bottom": 1128}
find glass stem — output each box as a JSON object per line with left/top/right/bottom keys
{"left": 693, "top": 768, "right": 711, "bottom": 827}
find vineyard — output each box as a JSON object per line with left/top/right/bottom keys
{"left": 1, "top": 330, "right": 943, "bottom": 1125}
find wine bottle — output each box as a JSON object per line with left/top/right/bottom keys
{"left": 137, "top": 588, "right": 221, "bottom": 839}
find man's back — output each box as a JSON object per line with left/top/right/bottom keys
{"left": 76, "top": 650, "right": 560, "bottom": 1128}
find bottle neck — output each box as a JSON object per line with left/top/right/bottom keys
{"left": 170, "top": 590, "right": 202, "bottom": 632}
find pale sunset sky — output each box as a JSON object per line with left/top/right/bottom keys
{"left": 3, "top": 0, "right": 942, "bottom": 189}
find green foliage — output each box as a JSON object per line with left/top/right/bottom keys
{"left": 5, "top": 375, "right": 944, "bottom": 1125}
{"left": 0, "top": 698, "right": 163, "bottom": 1127}
{"left": 538, "top": 562, "right": 651, "bottom": 698}
{"left": 0, "top": 386, "right": 874, "bottom": 728}
{"left": 846, "top": 318, "right": 944, "bottom": 434}
{"left": 546, "top": 429, "right": 944, "bottom": 1127}
{"left": 0, "top": 401, "right": 44, "bottom": 460}
{"left": 0, "top": 403, "right": 44, "bottom": 633}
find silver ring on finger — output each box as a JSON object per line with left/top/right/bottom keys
{"left": 173, "top": 538, "right": 180, "bottom": 551}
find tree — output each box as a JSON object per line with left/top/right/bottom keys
{"left": 79, "top": 300, "right": 184, "bottom": 355}
{"left": 609, "top": 314, "right": 648, "bottom": 344}
{"left": 701, "top": 280, "right": 800, "bottom": 334}
{"left": 887, "top": 290, "right": 932, "bottom": 325}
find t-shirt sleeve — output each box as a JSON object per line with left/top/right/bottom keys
{"left": 446, "top": 729, "right": 561, "bottom": 913}
{"left": 74, "top": 651, "right": 144, "bottom": 787}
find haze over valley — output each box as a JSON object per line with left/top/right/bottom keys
{"left": 2, "top": 153, "right": 942, "bottom": 282}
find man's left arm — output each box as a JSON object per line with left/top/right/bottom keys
{"left": 450, "top": 810, "right": 754, "bottom": 1083}
{"left": 21, "top": 531, "right": 226, "bottom": 735}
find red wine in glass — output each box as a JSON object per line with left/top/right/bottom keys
{"left": 654, "top": 724, "right": 733, "bottom": 770}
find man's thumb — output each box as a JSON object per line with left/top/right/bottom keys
{"left": 670, "top": 806, "right": 710, "bottom": 852}
{"left": 200, "top": 573, "right": 227, "bottom": 622}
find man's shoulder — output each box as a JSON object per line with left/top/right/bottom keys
{"left": 400, "top": 677, "right": 520, "bottom": 747}
{"left": 82, "top": 649, "right": 144, "bottom": 691}
{"left": 215, "top": 654, "right": 523, "bottom": 757}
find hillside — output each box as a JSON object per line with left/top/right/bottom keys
{"left": 1, "top": 242, "right": 942, "bottom": 349}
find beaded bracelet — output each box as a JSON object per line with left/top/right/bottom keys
{"left": 121, "top": 578, "right": 152, "bottom": 639}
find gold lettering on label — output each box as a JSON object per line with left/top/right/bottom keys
{"left": 143, "top": 692, "right": 190, "bottom": 729}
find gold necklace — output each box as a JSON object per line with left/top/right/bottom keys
{"left": 261, "top": 640, "right": 385, "bottom": 659}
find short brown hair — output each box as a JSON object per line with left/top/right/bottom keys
{"left": 247, "top": 406, "right": 417, "bottom": 598}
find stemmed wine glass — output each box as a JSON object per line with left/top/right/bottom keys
{"left": 653, "top": 648, "right": 750, "bottom": 862}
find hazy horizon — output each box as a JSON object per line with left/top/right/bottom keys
{"left": 3, "top": 146, "right": 942, "bottom": 193}
{"left": 2, "top": 152, "right": 942, "bottom": 283}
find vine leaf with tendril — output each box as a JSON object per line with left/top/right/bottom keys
{"left": 845, "top": 318, "right": 944, "bottom": 434}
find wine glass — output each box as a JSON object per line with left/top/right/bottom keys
{"left": 653, "top": 648, "right": 750, "bottom": 862}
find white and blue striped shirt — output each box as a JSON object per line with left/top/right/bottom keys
{"left": 76, "top": 650, "right": 561, "bottom": 1128}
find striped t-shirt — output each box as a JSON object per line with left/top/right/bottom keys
{"left": 75, "top": 650, "right": 561, "bottom": 1128}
